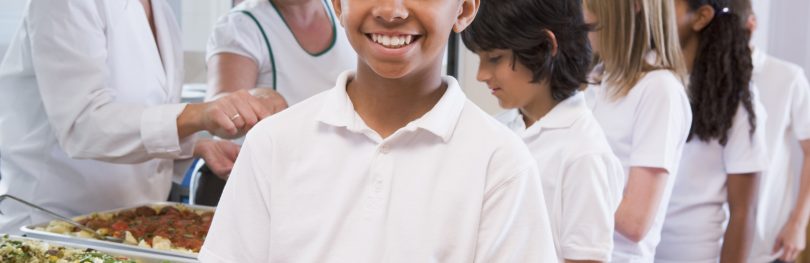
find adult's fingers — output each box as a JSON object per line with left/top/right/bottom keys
{"left": 269, "top": 95, "right": 289, "bottom": 115}
{"left": 210, "top": 109, "right": 238, "bottom": 138}
{"left": 222, "top": 141, "right": 241, "bottom": 161}
{"left": 229, "top": 95, "right": 259, "bottom": 129}
{"left": 245, "top": 95, "right": 272, "bottom": 120}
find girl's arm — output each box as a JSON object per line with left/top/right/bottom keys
{"left": 720, "top": 173, "right": 758, "bottom": 263}
{"left": 614, "top": 167, "right": 669, "bottom": 242}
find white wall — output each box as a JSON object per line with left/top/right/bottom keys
{"left": 181, "top": 0, "right": 230, "bottom": 52}
{"left": 751, "top": 0, "right": 771, "bottom": 51}
{"left": 764, "top": 0, "right": 810, "bottom": 75}
{"left": 458, "top": 47, "right": 502, "bottom": 115}
{"left": 0, "top": 0, "right": 26, "bottom": 58}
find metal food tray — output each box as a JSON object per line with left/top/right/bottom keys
{"left": 4, "top": 235, "right": 197, "bottom": 263}
{"left": 20, "top": 201, "right": 215, "bottom": 260}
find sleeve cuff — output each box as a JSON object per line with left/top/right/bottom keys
{"left": 206, "top": 48, "right": 259, "bottom": 66}
{"left": 629, "top": 155, "right": 674, "bottom": 174}
{"left": 726, "top": 160, "right": 767, "bottom": 174}
{"left": 561, "top": 246, "right": 613, "bottom": 262}
{"left": 141, "top": 103, "right": 190, "bottom": 158}
{"left": 794, "top": 128, "right": 810, "bottom": 141}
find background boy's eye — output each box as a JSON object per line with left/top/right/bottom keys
{"left": 488, "top": 55, "right": 502, "bottom": 63}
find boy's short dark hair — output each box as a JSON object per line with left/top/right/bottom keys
{"left": 461, "top": 0, "right": 592, "bottom": 102}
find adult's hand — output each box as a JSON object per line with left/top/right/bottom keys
{"left": 250, "top": 87, "right": 289, "bottom": 116}
{"left": 193, "top": 139, "right": 241, "bottom": 180}
{"left": 178, "top": 90, "right": 273, "bottom": 139}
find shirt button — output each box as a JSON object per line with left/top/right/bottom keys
{"left": 379, "top": 145, "right": 390, "bottom": 154}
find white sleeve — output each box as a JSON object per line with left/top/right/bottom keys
{"left": 559, "top": 153, "right": 623, "bottom": 261}
{"left": 723, "top": 88, "right": 768, "bottom": 173}
{"left": 206, "top": 11, "right": 268, "bottom": 68}
{"left": 199, "top": 130, "right": 274, "bottom": 263}
{"left": 474, "top": 162, "right": 557, "bottom": 262}
{"left": 790, "top": 70, "right": 810, "bottom": 140}
{"left": 27, "top": 0, "right": 192, "bottom": 163}
{"left": 629, "top": 78, "right": 691, "bottom": 173}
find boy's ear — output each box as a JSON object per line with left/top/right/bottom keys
{"left": 544, "top": 30, "right": 559, "bottom": 57}
{"left": 332, "top": 0, "right": 345, "bottom": 27}
{"left": 692, "top": 4, "right": 715, "bottom": 32}
{"left": 453, "top": 0, "right": 479, "bottom": 33}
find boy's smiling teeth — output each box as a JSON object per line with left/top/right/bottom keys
{"left": 370, "top": 34, "right": 415, "bottom": 48}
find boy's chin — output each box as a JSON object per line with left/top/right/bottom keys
{"left": 365, "top": 63, "right": 416, "bottom": 80}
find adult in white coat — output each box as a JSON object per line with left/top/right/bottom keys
{"left": 0, "top": 0, "right": 278, "bottom": 234}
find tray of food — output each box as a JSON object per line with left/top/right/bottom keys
{"left": 0, "top": 235, "right": 196, "bottom": 263}
{"left": 21, "top": 202, "right": 215, "bottom": 259}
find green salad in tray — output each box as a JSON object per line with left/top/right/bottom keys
{"left": 0, "top": 235, "right": 137, "bottom": 263}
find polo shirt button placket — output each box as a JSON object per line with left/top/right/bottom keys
{"left": 379, "top": 144, "right": 390, "bottom": 154}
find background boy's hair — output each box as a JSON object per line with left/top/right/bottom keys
{"left": 460, "top": 0, "right": 591, "bottom": 102}
{"left": 584, "top": 0, "right": 687, "bottom": 98}
{"left": 686, "top": 0, "right": 756, "bottom": 145}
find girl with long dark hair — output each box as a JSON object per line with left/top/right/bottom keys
{"left": 656, "top": 0, "right": 768, "bottom": 262}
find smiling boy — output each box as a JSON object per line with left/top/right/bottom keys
{"left": 198, "top": 0, "right": 557, "bottom": 262}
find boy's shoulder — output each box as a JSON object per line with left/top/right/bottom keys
{"left": 456, "top": 101, "right": 534, "bottom": 160}
{"left": 248, "top": 88, "right": 332, "bottom": 138}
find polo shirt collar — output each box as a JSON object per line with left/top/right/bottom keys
{"left": 511, "top": 92, "right": 589, "bottom": 137}
{"left": 317, "top": 71, "right": 466, "bottom": 143}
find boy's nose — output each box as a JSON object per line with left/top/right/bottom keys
{"left": 476, "top": 63, "right": 491, "bottom": 82}
{"left": 372, "top": 0, "right": 409, "bottom": 23}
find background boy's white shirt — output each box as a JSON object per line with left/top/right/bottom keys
{"left": 199, "top": 71, "right": 557, "bottom": 263}
{"left": 748, "top": 48, "right": 810, "bottom": 263}
{"left": 206, "top": 0, "right": 356, "bottom": 105}
{"left": 497, "top": 92, "right": 624, "bottom": 262}
{"left": 656, "top": 84, "right": 768, "bottom": 263}
{"left": 0, "top": 0, "right": 193, "bottom": 234}
{"left": 585, "top": 70, "right": 693, "bottom": 262}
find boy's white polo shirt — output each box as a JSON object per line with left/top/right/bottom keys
{"left": 656, "top": 85, "right": 768, "bottom": 263}
{"left": 585, "top": 69, "right": 693, "bottom": 262}
{"left": 497, "top": 92, "right": 624, "bottom": 262}
{"left": 748, "top": 48, "right": 810, "bottom": 263}
{"left": 199, "top": 71, "right": 558, "bottom": 263}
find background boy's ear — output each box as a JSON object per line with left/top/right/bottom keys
{"left": 692, "top": 4, "right": 716, "bottom": 32}
{"left": 332, "top": 0, "right": 345, "bottom": 26}
{"left": 453, "top": 0, "right": 480, "bottom": 33}
{"left": 544, "top": 30, "right": 559, "bottom": 57}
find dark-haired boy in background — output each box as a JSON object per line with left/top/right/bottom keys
{"left": 461, "top": 0, "right": 624, "bottom": 262}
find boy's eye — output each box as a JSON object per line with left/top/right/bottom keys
{"left": 488, "top": 55, "right": 502, "bottom": 63}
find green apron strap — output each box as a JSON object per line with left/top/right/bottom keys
{"left": 238, "top": 10, "right": 278, "bottom": 91}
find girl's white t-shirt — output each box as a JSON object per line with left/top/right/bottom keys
{"left": 656, "top": 84, "right": 768, "bottom": 263}
{"left": 498, "top": 92, "right": 625, "bottom": 262}
{"left": 585, "top": 69, "right": 692, "bottom": 262}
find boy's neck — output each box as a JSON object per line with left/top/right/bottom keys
{"left": 519, "top": 86, "right": 558, "bottom": 128}
{"left": 347, "top": 63, "right": 447, "bottom": 139}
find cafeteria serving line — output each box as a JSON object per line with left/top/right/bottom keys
{"left": 0, "top": 0, "right": 810, "bottom": 262}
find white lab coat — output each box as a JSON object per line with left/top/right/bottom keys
{"left": 0, "top": 0, "right": 194, "bottom": 234}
